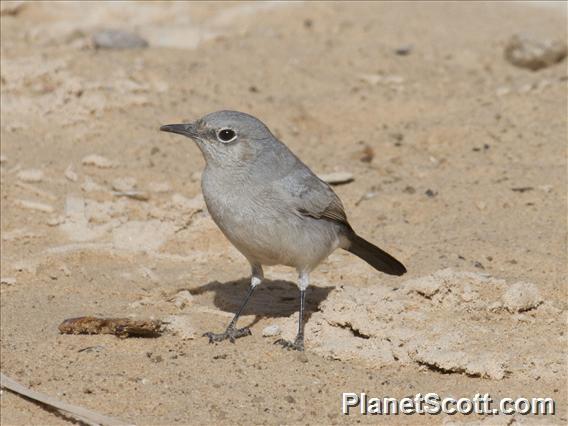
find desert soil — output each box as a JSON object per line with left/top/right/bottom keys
{"left": 1, "top": 2, "right": 567, "bottom": 425}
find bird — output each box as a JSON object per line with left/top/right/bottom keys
{"left": 160, "top": 110, "right": 406, "bottom": 351}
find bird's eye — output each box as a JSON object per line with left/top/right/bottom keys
{"left": 217, "top": 128, "right": 237, "bottom": 143}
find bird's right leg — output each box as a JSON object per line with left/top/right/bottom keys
{"left": 275, "top": 272, "right": 308, "bottom": 351}
{"left": 203, "top": 264, "right": 263, "bottom": 344}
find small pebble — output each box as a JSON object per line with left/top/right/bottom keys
{"left": 82, "top": 154, "right": 118, "bottom": 169}
{"left": 394, "top": 45, "right": 413, "bottom": 56}
{"left": 504, "top": 34, "right": 567, "bottom": 71}
{"left": 262, "top": 324, "right": 282, "bottom": 337}
{"left": 318, "top": 172, "right": 354, "bottom": 185}
{"left": 502, "top": 282, "right": 543, "bottom": 313}
{"left": 425, "top": 189, "right": 437, "bottom": 198}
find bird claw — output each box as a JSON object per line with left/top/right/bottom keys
{"left": 203, "top": 326, "right": 251, "bottom": 344}
{"left": 274, "top": 336, "right": 304, "bottom": 352}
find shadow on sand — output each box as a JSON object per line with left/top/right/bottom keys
{"left": 189, "top": 278, "right": 335, "bottom": 329}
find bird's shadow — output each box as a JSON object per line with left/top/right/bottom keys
{"left": 188, "top": 278, "right": 334, "bottom": 329}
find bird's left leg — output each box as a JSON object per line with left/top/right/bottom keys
{"left": 275, "top": 271, "right": 308, "bottom": 351}
{"left": 204, "top": 264, "right": 263, "bottom": 343}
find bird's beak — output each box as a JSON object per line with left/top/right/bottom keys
{"left": 160, "top": 123, "right": 198, "bottom": 139}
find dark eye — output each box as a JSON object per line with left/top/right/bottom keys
{"left": 217, "top": 128, "right": 237, "bottom": 143}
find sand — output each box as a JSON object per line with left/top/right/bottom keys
{"left": 1, "top": 1, "right": 567, "bottom": 425}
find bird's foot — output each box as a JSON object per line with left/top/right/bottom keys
{"left": 274, "top": 336, "right": 304, "bottom": 352}
{"left": 203, "top": 325, "right": 251, "bottom": 344}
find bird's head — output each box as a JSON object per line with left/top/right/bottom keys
{"left": 160, "top": 110, "right": 276, "bottom": 168}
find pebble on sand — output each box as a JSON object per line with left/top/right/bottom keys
{"left": 17, "top": 169, "right": 44, "bottom": 183}
{"left": 82, "top": 154, "right": 118, "bottom": 169}
{"left": 262, "top": 324, "right": 282, "bottom": 337}
{"left": 92, "top": 30, "right": 149, "bottom": 49}
{"left": 501, "top": 282, "right": 543, "bottom": 313}
{"left": 318, "top": 172, "right": 354, "bottom": 185}
{"left": 504, "top": 34, "right": 567, "bottom": 71}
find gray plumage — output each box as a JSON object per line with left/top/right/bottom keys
{"left": 160, "top": 110, "right": 406, "bottom": 350}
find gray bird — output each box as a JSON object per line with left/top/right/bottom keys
{"left": 160, "top": 111, "right": 406, "bottom": 351}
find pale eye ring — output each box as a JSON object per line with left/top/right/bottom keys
{"left": 216, "top": 128, "right": 237, "bottom": 143}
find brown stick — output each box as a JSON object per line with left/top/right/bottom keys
{"left": 58, "top": 317, "right": 163, "bottom": 338}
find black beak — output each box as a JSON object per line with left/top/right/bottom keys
{"left": 160, "top": 123, "right": 198, "bottom": 138}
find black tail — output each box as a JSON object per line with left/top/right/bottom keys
{"left": 345, "top": 232, "right": 406, "bottom": 276}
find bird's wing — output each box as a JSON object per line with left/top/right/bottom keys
{"left": 271, "top": 166, "right": 351, "bottom": 229}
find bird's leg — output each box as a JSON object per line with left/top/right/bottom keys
{"left": 275, "top": 272, "right": 308, "bottom": 351}
{"left": 204, "top": 264, "right": 263, "bottom": 344}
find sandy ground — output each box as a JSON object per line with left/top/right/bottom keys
{"left": 1, "top": 1, "right": 567, "bottom": 425}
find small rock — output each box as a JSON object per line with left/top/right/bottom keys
{"left": 403, "top": 186, "right": 416, "bottom": 194}
{"left": 1, "top": 277, "right": 16, "bottom": 286}
{"left": 502, "top": 282, "right": 543, "bottom": 313}
{"left": 394, "top": 45, "right": 413, "bottom": 56}
{"left": 0, "top": 154, "right": 7, "bottom": 164}
{"left": 504, "top": 34, "right": 567, "bottom": 71}
{"left": 64, "top": 164, "right": 78, "bottom": 182}
{"left": 425, "top": 189, "right": 437, "bottom": 198}
{"left": 17, "top": 169, "right": 44, "bottom": 183}
{"left": 82, "top": 154, "right": 118, "bottom": 169}
{"left": 92, "top": 30, "right": 148, "bottom": 49}
{"left": 112, "top": 177, "right": 137, "bottom": 192}
{"left": 318, "top": 172, "right": 354, "bottom": 185}
{"left": 262, "top": 324, "right": 282, "bottom": 337}
{"left": 170, "top": 290, "right": 194, "bottom": 309}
